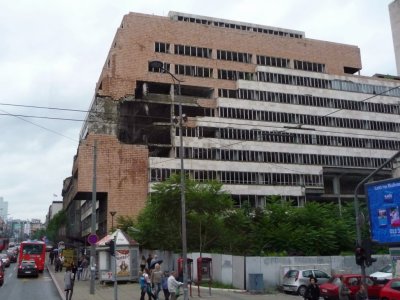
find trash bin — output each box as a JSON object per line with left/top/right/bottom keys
{"left": 248, "top": 273, "right": 264, "bottom": 292}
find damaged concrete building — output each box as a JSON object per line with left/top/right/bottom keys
{"left": 62, "top": 11, "right": 400, "bottom": 241}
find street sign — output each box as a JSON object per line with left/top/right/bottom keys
{"left": 87, "top": 234, "right": 98, "bottom": 245}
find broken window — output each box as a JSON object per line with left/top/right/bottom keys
{"left": 217, "top": 49, "right": 252, "bottom": 63}
{"left": 154, "top": 42, "right": 170, "bottom": 53}
{"left": 174, "top": 64, "right": 213, "bottom": 78}
{"left": 174, "top": 44, "right": 212, "bottom": 58}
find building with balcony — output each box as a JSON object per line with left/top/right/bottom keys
{"left": 62, "top": 11, "right": 400, "bottom": 242}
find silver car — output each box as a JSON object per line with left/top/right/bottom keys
{"left": 369, "top": 264, "right": 393, "bottom": 280}
{"left": 282, "top": 269, "right": 330, "bottom": 296}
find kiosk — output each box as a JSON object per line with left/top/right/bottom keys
{"left": 196, "top": 257, "right": 212, "bottom": 296}
{"left": 177, "top": 258, "right": 193, "bottom": 296}
{"left": 96, "top": 229, "right": 140, "bottom": 282}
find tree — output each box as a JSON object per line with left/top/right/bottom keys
{"left": 45, "top": 210, "right": 66, "bottom": 243}
{"left": 133, "top": 174, "right": 234, "bottom": 252}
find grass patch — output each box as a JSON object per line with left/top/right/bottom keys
{"left": 197, "top": 281, "right": 237, "bottom": 289}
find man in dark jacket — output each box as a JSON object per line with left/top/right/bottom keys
{"left": 304, "top": 276, "right": 320, "bottom": 300}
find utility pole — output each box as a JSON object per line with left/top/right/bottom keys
{"left": 90, "top": 140, "right": 97, "bottom": 294}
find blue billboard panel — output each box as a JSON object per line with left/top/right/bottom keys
{"left": 366, "top": 177, "right": 400, "bottom": 245}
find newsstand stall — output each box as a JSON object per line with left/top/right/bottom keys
{"left": 96, "top": 229, "right": 139, "bottom": 283}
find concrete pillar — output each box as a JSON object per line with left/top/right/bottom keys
{"left": 333, "top": 176, "right": 342, "bottom": 215}
{"left": 393, "top": 157, "right": 400, "bottom": 178}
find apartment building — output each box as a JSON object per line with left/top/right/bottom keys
{"left": 62, "top": 11, "right": 400, "bottom": 240}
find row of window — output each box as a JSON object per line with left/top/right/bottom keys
{"left": 182, "top": 126, "right": 400, "bottom": 151}
{"left": 258, "top": 71, "right": 400, "bottom": 97}
{"left": 150, "top": 168, "right": 323, "bottom": 186}
{"left": 258, "top": 71, "right": 330, "bottom": 88}
{"left": 294, "top": 60, "right": 326, "bottom": 73}
{"left": 175, "top": 64, "right": 213, "bottom": 78}
{"left": 217, "top": 50, "right": 252, "bottom": 63}
{"left": 218, "top": 89, "right": 400, "bottom": 115}
{"left": 174, "top": 14, "right": 304, "bottom": 39}
{"left": 257, "top": 55, "right": 290, "bottom": 68}
{"left": 177, "top": 147, "right": 388, "bottom": 169}
{"left": 174, "top": 44, "right": 212, "bottom": 58}
{"left": 219, "top": 107, "right": 400, "bottom": 132}
{"left": 154, "top": 42, "right": 324, "bottom": 73}
{"left": 218, "top": 69, "right": 253, "bottom": 80}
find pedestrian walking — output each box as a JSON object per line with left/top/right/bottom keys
{"left": 162, "top": 271, "right": 170, "bottom": 300}
{"left": 143, "top": 268, "right": 155, "bottom": 300}
{"left": 355, "top": 284, "right": 368, "bottom": 300}
{"left": 139, "top": 271, "right": 147, "bottom": 300}
{"left": 167, "top": 270, "right": 183, "bottom": 300}
{"left": 59, "top": 254, "right": 65, "bottom": 272}
{"left": 49, "top": 248, "right": 55, "bottom": 265}
{"left": 64, "top": 266, "right": 75, "bottom": 300}
{"left": 151, "top": 263, "right": 162, "bottom": 299}
{"left": 338, "top": 276, "right": 351, "bottom": 300}
{"left": 140, "top": 255, "right": 147, "bottom": 272}
{"left": 55, "top": 255, "right": 61, "bottom": 272}
{"left": 147, "top": 254, "right": 153, "bottom": 269}
{"left": 81, "top": 256, "right": 89, "bottom": 280}
{"left": 303, "top": 276, "right": 320, "bottom": 300}
{"left": 76, "top": 256, "right": 83, "bottom": 281}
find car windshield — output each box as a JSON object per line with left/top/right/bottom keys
{"left": 379, "top": 265, "right": 392, "bottom": 273}
{"left": 285, "top": 270, "right": 299, "bottom": 278}
{"left": 327, "top": 277, "right": 341, "bottom": 285}
{"left": 22, "top": 261, "right": 35, "bottom": 266}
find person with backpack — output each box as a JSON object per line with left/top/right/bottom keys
{"left": 139, "top": 271, "right": 147, "bottom": 300}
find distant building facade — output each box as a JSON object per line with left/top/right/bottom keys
{"left": 62, "top": 11, "right": 400, "bottom": 242}
{"left": 45, "top": 201, "right": 63, "bottom": 226}
{"left": 390, "top": 0, "right": 400, "bottom": 75}
{"left": 0, "top": 197, "right": 8, "bottom": 222}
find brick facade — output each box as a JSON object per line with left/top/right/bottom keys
{"left": 96, "top": 12, "right": 361, "bottom": 100}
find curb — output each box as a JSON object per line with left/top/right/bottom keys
{"left": 47, "top": 264, "right": 65, "bottom": 300}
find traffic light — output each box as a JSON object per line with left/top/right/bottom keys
{"left": 106, "top": 240, "right": 115, "bottom": 256}
{"left": 362, "top": 239, "right": 377, "bottom": 267}
{"left": 355, "top": 247, "right": 365, "bottom": 266}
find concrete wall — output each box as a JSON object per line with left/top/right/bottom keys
{"left": 143, "top": 250, "right": 391, "bottom": 291}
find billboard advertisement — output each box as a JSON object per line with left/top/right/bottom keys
{"left": 366, "top": 177, "right": 400, "bottom": 245}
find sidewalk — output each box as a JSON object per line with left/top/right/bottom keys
{"left": 47, "top": 262, "right": 296, "bottom": 300}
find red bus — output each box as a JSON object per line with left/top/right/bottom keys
{"left": 19, "top": 240, "right": 46, "bottom": 272}
{"left": 0, "top": 238, "right": 9, "bottom": 252}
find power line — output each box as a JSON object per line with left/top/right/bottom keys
{"left": 323, "top": 84, "right": 400, "bottom": 118}
{"left": 0, "top": 108, "right": 79, "bottom": 142}
{"left": 0, "top": 102, "right": 88, "bottom": 113}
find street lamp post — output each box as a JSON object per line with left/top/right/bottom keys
{"left": 149, "top": 60, "right": 188, "bottom": 300}
{"left": 110, "top": 211, "right": 117, "bottom": 232}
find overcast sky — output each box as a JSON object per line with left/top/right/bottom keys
{"left": 0, "top": 0, "right": 396, "bottom": 223}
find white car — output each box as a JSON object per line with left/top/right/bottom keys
{"left": 370, "top": 264, "right": 393, "bottom": 280}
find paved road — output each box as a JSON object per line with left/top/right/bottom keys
{"left": 0, "top": 263, "right": 60, "bottom": 300}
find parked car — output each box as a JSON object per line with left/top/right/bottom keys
{"left": 6, "top": 249, "right": 17, "bottom": 263}
{"left": 282, "top": 268, "right": 331, "bottom": 296}
{"left": 370, "top": 264, "right": 393, "bottom": 280}
{"left": 319, "top": 274, "right": 384, "bottom": 300}
{"left": 0, "top": 253, "right": 10, "bottom": 268}
{"left": 379, "top": 277, "right": 400, "bottom": 299}
{"left": 17, "top": 260, "right": 39, "bottom": 278}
